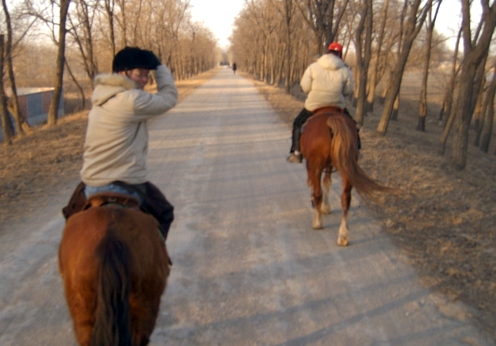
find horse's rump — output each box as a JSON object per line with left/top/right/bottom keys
{"left": 327, "top": 113, "right": 391, "bottom": 199}
{"left": 298, "top": 109, "right": 394, "bottom": 241}
{"left": 59, "top": 206, "right": 169, "bottom": 346}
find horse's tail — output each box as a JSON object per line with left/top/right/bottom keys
{"left": 327, "top": 115, "right": 393, "bottom": 200}
{"left": 91, "top": 230, "right": 133, "bottom": 346}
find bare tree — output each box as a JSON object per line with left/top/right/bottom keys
{"left": 416, "top": 0, "right": 442, "bottom": 132}
{"left": 102, "top": 0, "right": 116, "bottom": 56}
{"left": 376, "top": 0, "right": 433, "bottom": 135}
{"left": 296, "top": 0, "right": 350, "bottom": 55}
{"left": 47, "top": 0, "right": 71, "bottom": 126}
{"left": 0, "top": 35, "right": 13, "bottom": 145}
{"left": 353, "top": 0, "right": 373, "bottom": 126}
{"left": 1, "top": 0, "right": 33, "bottom": 136}
{"left": 449, "top": 0, "right": 496, "bottom": 169}
{"left": 67, "top": 0, "right": 99, "bottom": 87}
{"left": 366, "top": 0, "right": 390, "bottom": 112}
{"left": 478, "top": 63, "right": 496, "bottom": 152}
{"left": 270, "top": 0, "right": 298, "bottom": 92}
{"left": 438, "top": 27, "right": 462, "bottom": 125}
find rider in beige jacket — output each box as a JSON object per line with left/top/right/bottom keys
{"left": 81, "top": 65, "right": 177, "bottom": 186}
{"left": 287, "top": 42, "right": 355, "bottom": 163}
{"left": 300, "top": 51, "right": 353, "bottom": 111}
{"left": 63, "top": 47, "right": 178, "bottom": 241}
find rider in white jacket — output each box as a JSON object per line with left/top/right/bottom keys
{"left": 287, "top": 42, "right": 354, "bottom": 163}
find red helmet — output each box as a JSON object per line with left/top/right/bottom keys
{"left": 328, "top": 42, "right": 343, "bottom": 57}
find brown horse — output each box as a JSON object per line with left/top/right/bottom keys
{"left": 300, "top": 107, "right": 391, "bottom": 246}
{"left": 59, "top": 193, "right": 170, "bottom": 346}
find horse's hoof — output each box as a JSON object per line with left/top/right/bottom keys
{"left": 312, "top": 224, "right": 323, "bottom": 230}
{"left": 337, "top": 237, "right": 348, "bottom": 246}
{"left": 321, "top": 206, "right": 330, "bottom": 214}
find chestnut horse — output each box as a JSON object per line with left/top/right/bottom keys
{"left": 59, "top": 193, "right": 170, "bottom": 346}
{"left": 300, "top": 107, "right": 390, "bottom": 246}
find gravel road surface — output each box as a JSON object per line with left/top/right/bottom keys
{"left": 0, "top": 67, "right": 493, "bottom": 346}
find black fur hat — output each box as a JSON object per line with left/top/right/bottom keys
{"left": 112, "top": 47, "right": 161, "bottom": 73}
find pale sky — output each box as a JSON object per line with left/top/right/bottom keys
{"left": 189, "top": 0, "right": 246, "bottom": 49}
{"left": 188, "top": 0, "right": 479, "bottom": 51}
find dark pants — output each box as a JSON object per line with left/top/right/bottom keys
{"left": 62, "top": 181, "right": 174, "bottom": 241}
{"left": 289, "top": 107, "right": 360, "bottom": 153}
{"left": 290, "top": 108, "right": 313, "bottom": 153}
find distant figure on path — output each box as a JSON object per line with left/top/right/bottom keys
{"left": 232, "top": 62, "right": 237, "bottom": 74}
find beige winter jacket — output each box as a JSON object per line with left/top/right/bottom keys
{"left": 81, "top": 65, "right": 177, "bottom": 186}
{"left": 300, "top": 53, "right": 354, "bottom": 111}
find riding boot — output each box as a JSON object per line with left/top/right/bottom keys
{"left": 291, "top": 125, "right": 301, "bottom": 153}
{"left": 357, "top": 128, "right": 361, "bottom": 150}
{"left": 141, "top": 182, "right": 174, "bottom": 241}
{"left": 62, "top": 182, "right": 87, "bottom": 220}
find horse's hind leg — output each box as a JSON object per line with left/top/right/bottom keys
{"left": 321, "top": 169, "right": 332, "bottom": 215}
{"left": 337, "top": 178, "right": 352, "bottom": 246}
{"left": 307, "top": 168, "right": 323, "bottom": 230}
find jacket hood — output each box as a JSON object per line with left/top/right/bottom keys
{"left": 91, "top": 73, "right": 138, "bottom": 106}
{"left": 317, "top": 53, "right": 345, "bottom": 71}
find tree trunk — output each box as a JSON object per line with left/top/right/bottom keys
{"left": 416, "top": 1, "right": 440, "bottom": 132}
{"left": 450, "top": 0, "right": 496, "bottom": 169}
{"left": 479, "top": 63, "right": 496, "bottom": 152}
{"left": 391, "top": 95, "right": 400, "bottom": 121}
{"left": 283, "top": 0, "right": 294, "bottom": 94}
{"left": 2, "top": 0, "right": 31, "bottom": 136}
{"left": 103, "top": 0, "right": 116, "bottom": 56}
{"left": 377, "top": 0, "right": 432, "bottom": 135}
{"left": 438, "top": 28, "right": 462, "bottom": 126}
{"left": 65, "top": 59, "right": 86, "bottom": 111}
{"left": 354, "top": 0, "right": 373, "bottom": 126}
{"left": 0, "top": 35, "right": 12, "bottom": 145}
{"left": 473, "top": 89, "right": 487, "bottom": 146}
{"left": 47, "top": 0, "right": 71, "bottom": 126}
{"left": 366, "top": 0, "right": 389, "bottom": 113}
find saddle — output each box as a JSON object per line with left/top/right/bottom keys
{"left": 81, "top": 191, "right": 170, "bottom": 251}
{"left": 312, "top": 106, "right": 344, "bottom": 116}
{"left": 83, "top": 192, "right": 141, "bottom": 211}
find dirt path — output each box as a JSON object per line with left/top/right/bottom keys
{"left": 0, "top": 67, "right": 494, "bottom": 345}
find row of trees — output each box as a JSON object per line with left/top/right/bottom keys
{"left": 1, "top": 0, "right": 220, "bottom": 144}
{"left": 230, "top": 0, "right": 496, "bottom": 170}
{"left": 1, "top": 0, "right": 495, "bottom": 171}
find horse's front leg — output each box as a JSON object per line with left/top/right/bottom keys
{"left": 320, "top": 168, "right": 332, "bottom": 215}
{"left": 337, "top": 179, "right": 352, "bottom": 246}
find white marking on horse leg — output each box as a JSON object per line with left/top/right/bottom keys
{"left": 337, "top": 216, "right": 349, "bottom": 246}
{"left": 321, "top": 173, "right": 331, "bottom": 214}
{"left": 321, "top": 191, "right": 330, "bottom": 214}
{"left": 312, "top": 209, "right": 322, "bottom": 230}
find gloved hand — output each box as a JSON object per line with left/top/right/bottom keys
{"left": 145, "top": 50, "right": 161, "bottom": 69}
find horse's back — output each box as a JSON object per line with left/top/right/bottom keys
{"left": 61, "top": 207, "right": 162, "bottom": 262}
{"left": 59, "top": 206, "right": 169, "bottom": 345}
